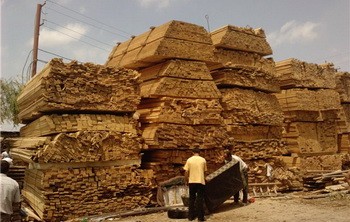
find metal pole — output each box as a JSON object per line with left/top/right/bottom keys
{"left": 32, "top": 4, "right": 42, "bottom": 77}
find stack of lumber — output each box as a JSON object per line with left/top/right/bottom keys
{"left": 19, "top": 114, "right": 138, "bottom": 137}
{"left": 22, "top": 165, "right": 154, "bottom": 220}
{"left": 209, "top": 25, "right": 295, "bottom": 192}
{"left": 303, "top": 169, "right": 349, "bottom": 191}
{"left": 334, "top": 72, "right": 350, "bottom": 153}
{"left": 275, "top": 59, "right": 336, "bottom": 89}
{"left": 10, "top": 59, "right": 156, "bottom": 221}
{"left": 247, "top": 158, "right": 303, "bottom": 191}
{"left": 210, "top": 25, "right": 284, "bottom": 159}
{"left": 275, "top": 59, "right": 342, "bottom": 169}
{"left": 282, "top": 120, "right": 338, "bottom": 154}
{"left": 17, "top": 58, "right": 141, "bottom": 123}
{"left": 106, "top": 20, "right": 230, "bottom": 182}
{"left": 105, "top": 20, "right": 216, "bottom": 70}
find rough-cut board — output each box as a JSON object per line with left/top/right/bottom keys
{"left": 280, "top": 110, "right": 339, "bottom": 122}
{"left": 210, "top": 48, "right": 275, "bottom": 73}
{"left": 275, "top": 89, "right": 341, "bottom": 112}
{"left": 335, "top": 72, "right": 350, "bottom": 103}
{"left": 338, "top": 133, "right": 350, "bottom": 153}
{"left": 299, "top": 154, "right": 343, "bottom": 171}
{"left": 142, "top": 148, "right": 224, "bottom": 165}
{"left": 22, "top": 165, "right": 155, "bottom": 221}
{"left": 227, "top": 139, "right": 287, "bottom": 160}
{"left": 106, "top": 20, "right": 216, "bottom": 70}
{"left": 210, "top": 25, "right": 273, "bottom": 56}
{"left": 226, "top": 124, "right": 283, "bottom": 141}
{"left": 283, "top": 120, "right": 338, "bottom": 154}
{"left": 140, "top": 77, "right": 222, "bottom": 99}
{"left": 20, "top": 114, "right": 138, "bottom": 137}
{"left": 141, "top": 162, "right": 184, "bottom": 185}
{"left": 7, "top": 137, "right": 51, "bottom": 163}
{"left": 34, "top": 131, "right": 142, "bottom": 163}
{"left": 337, "top": 104, "right": 350, "bottom": 133}
{"left": 211, "top": 67, "right": 280, "bottom": 93}
{"left": 220, "top": 88, "right": 284, "bottom": 126}
{"left": 17, "top": 59, "right": 141, "bottom": 123}
{"left": 141, "top": 123, "right": 230, "bottom": 149}
{"left": 275, "top": 58, "right": 336, "bottom": 89}
{"left": 137, "top": 97, "right": 223, "bottom": 125}
{"left": 139, "top": 59, "right": 213, "bottom": 81}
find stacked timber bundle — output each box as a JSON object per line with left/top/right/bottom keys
{"left": 275, "top": 59, "right": 344, "bottom": 184}
{"left": 106, "top": 20, "right": 229, "bottom": 184}
{"left": 275, "top": 59, "right": 336, "bottom": 89}
{"left": 209, "top": 25, "right": 291, "bottom": 190}
{"left": 11, "top": 60, "right": 156, "bottom": 221}
{"left": 334, "top": 72, "right": 350, "bottom": 153}
{"left": 210, "top": 25, "right": 285, "bottom": 159}
{"left": 17, "top": 58, "right": 141, "bottom": 123}
{"left": 105, "top": 20, "right": 216, "bottom": 69}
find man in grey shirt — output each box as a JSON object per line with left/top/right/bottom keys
{"left": 1, "top": 160, "right": 21, "bottom": 222}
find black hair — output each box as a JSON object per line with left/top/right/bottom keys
{"left": 1, "top": 160, "right": 10, "bottom": 174}
{"left": 192, "top": 147, "right": 200, "bottom": 154}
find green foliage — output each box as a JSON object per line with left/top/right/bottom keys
{"left": 0, "top": 79, "right": 24, "bottom": 125}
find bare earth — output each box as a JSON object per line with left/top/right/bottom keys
{"left": 103, "top": 191, "right": 350, "bottom": 222}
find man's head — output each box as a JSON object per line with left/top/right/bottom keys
{"left": 192, "top": 147, "right": 200, "bottom": 154}
{"left": 224, "top": 149, "right": 232, "bottom": 162}
{"left": 1, "top": 160, "right": 10, "bottom": 174}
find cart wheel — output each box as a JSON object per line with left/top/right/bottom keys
{"left": 167, "top": 207, "right": 188, "bottom": 219}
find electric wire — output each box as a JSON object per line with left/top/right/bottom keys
{"left": 43, "top": 19, "right": 115, "bottom": 47}
{"left": 45, "top": 6, "right": 130, "bottom": 39}
{"left": 38, "top": 48, "right": 78, "bottom": 62}
{"left": 42, "top": 25, "right": 110, "bottom": 52}
{"left": 21, "top": 50, "right": 33, "bottom": 84}
{"left": 45, "top": 0, "right": 133, "bottom": 36}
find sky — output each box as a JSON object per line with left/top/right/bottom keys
{"left": 0, "top": 0, "right": 349, "bottom": 130}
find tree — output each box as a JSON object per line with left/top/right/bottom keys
{"left": 0, "top": 78, "right": 24, "bottom": 126}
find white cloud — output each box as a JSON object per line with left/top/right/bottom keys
{"left": 267, "top": 20, "right": 320, "bottom": 46}
{"left": 39, "top": 23, "right": 88, "bottom": 47}
{"left": 71, "top": 47, "right": 108, "bottom": 64}
{"left": 137, "top": 0, "right": 171, "bottom": 8}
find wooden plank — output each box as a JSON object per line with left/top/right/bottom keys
{"left": 20, "top": 114, "right": 138, "bottom": 137}
{"left": 17, "top": 59, "right": 141, "bottom": 123}
{"left": 210, "top": 25, "right": 272, "bottom": 55}
{"left": 275, "top": 58, "right": 337, "bottom": 89}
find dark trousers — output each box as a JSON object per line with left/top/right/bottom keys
{"left": 234, "top": 169, "right": 249, "bottom": 203}
{"left": 1, "top": 213, "right": 11, "bottom": 222}
{"left": 188, "top": 183, "right": 205, "bottom": 220}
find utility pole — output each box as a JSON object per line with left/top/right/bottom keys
{"left": 31, "top": 3, "right": 43, "bottom": 77}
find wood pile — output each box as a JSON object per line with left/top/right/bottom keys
{"left": 247, "top": 158, "right": 303, "bottom": 191}
{"left": 106, "top": 20, "right": 230, "bottom": 182}
{"left": 303, "top": 169, "right": 349, "bottom": 191}
{"left": 209, "top": 25, "right": 296, "bottom": 191}
{"left": 210, "top": 25, "right": 284, "bottom": 158}
{"left": 334, "top": 72, "right": 350, "bottom": 153}
{"left": 17, "top": 58, "right": 141, "bottom": 123}
{"left": 22, "top": 165, "right": 154, "bottom": 220}
{"left": 105, "top": 20, "right": 216, "bottom": 70}
{"left": 274, "top": 60, "right": 346, "bottom": 190}
{"left": 10, "top": 60, "right": 156, "bottom": 221}
{"left": 275, "top": 58, "right": 336, "bottom": 89}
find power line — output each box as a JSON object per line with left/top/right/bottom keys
{"left": 45, "top": 6, "right": 130, "bottom": 39}
{"left": 21, "top": 50, "right": 33, "bottom": 84}
{"left": 46, "top": 0, "right": 133, "bottom": 36}
{"left": 38, "top": 48, "right": 78, "bottom": 61}
{"left": 42, "top": 25, "right": 110, "bottom": 52}
{"left": 44, "top": 19, "right": 114, "bottom": 47}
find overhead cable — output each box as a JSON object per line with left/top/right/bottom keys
{"left": 46, "top": 0, "right": 133, "bottom": 36}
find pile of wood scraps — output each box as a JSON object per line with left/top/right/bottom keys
{"left": 303, "top": 169, "right": 350, "bottom": 191}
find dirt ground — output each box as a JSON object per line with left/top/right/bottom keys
{"left": 100, "top": 191, "right": 350, "bottom": 222}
